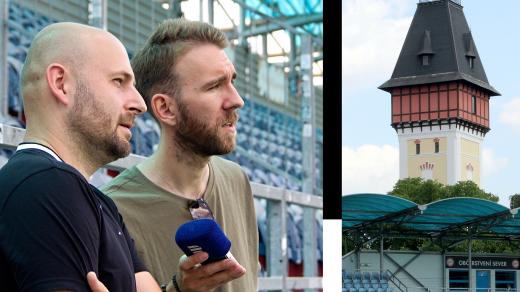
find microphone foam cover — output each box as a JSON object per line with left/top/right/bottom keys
{"left": 175, "top": 218, "right": 231, "bottom": 264}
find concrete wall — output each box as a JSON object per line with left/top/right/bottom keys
{"left": 344, "top": 250, "right": 520, "bottom": 292}
{"left": 343, "top": 250, "right": 444, "bottom": 292}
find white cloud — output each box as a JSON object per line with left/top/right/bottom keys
{"left": 342, "top": 0, "right": 414, "bottom": 93}
{"left": 498, "top": 97, "right": 520, "bottom": 133}
{"left": 342, "top": 144, "right": 399, "bottom": 195}
{"left": 481, "top": 148, "right": 509, "bottom": 207}
{"left": 482, "top": 148, "right": 508, "bottom": 178}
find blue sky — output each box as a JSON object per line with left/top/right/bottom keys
{"left": 342, "top": 0, "right": 520, "bottom": 207}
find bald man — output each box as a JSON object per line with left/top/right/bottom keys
{"left": 0, "top": 23, "right": 161, "bottom": 291}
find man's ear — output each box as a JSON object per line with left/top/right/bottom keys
{"left": 46, "top": 63, "right": 72, "bottom": 105}
{"left": 151, "top": 93, "right": 178, "bottom": 126}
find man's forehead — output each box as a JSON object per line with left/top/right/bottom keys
{"left": 86, "top": 37, "right": 132, "bottom": 71}
{"left": 178, "top": 45, "right": 236, "bottom": 77}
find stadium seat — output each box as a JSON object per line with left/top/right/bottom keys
{"left": 382, "top": 271, "right": 392, "bottom": 282}
{"left": 363, "top": 271, "right": 371, "bottom": 284}
{"left": 354, "top": 272, "right": 362, "bottom": 283}
{"left": 345, "top": 271, "right": 353, "bottom": 282}
{"left": 371, "top": 271, "right": 380, "bottom": 285}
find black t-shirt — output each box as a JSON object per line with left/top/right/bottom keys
{"left": 0, "top": 149, "right": 146, "bottom": 291}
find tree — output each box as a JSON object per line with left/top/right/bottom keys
{"left": 444, "top": 180, "right": 498, "bottom": 202}
{"left": 389, "top": 178, "right": 498, "bottom": 203}
{"left": 391, "top": 177, "right": 445, "bottom": 204}
{"left": 510, "top": 194, "right": 520, "bottom": 209}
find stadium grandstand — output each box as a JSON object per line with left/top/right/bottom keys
{"left": 343, "top": 194, "right": 520, "bottom": 292}
{"left": 0, "top": 0, "right": 323, "bottom": 290}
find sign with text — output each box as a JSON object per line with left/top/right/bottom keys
{"left": 445, "top": 256, "right": 520, "bottom": 270}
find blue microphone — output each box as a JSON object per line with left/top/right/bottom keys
{"left": 175, "top": 218, "right": 232, "bottom": 264}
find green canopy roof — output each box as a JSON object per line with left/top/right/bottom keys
{"left": 342, "top": 193, "right": 418, "bottom": 229}
{"left": 343, "top": 194, "right": 520, "bottom": 242}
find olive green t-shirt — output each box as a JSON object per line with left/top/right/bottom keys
{"left": 101, "top": 156, "right": 259, "bottom": 291}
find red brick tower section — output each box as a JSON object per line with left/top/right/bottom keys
{"left": 391, "top": 82, "right": 490, "bottom": 134}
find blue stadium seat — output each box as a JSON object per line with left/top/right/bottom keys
{"left": 354, "top": 272, "right": 362, "bottom": 283}
{"left": 382, "top": 271, "right": 392, "bottom": 282}
{"left": 363, "top": 271, "right": 371, "bottom": 284}
{"left": 371, "top": 271, "right": 380, "bottom": 284}
{"left": 345, "top": 271, "right": 354, "bottom": 282}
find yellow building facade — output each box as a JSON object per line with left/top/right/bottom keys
{"left": 399, "top": 126, "right": 482, "bottom": 186}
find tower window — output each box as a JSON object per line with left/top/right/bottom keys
{"left": 435, "top": 141, "right": 439, "bottom": 153}
{"left": 415, "top": 139, "right": 421, "bottom": 155}
{"left": 422, "top": 55, "right": 430, "bottom": 66}
{"left": 468, "top": 57, "right": 474, "bottom": 69}
{"left": 471, "top": 95, "right": 477, "bottom": 114}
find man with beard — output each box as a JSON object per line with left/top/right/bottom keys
{"left": 101, "top": 19, "right": 258, "bottom": 292}
{"left": 0, "top": 22, "right": 162, "bottom": 291}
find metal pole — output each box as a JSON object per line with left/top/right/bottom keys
{"left": 469, "top": 238, "right": 473, "bottom": 292}
{"left": 170, "top": 0, "right": 183, "bottom": 19}
{"left": 281, "top": 191, "right": 288, "bottom": 292}
{"left": 290, "top": 32, "right": 297, "bottom": 74}
{"left": 356, "top": 248, "right": 361, "bottom": 271}
{"left": 442, "top": 250, "right": 446, "bottom": 292}
{"left": 88, "top": 0, "right": 107, "bottom": 30}
{"left": 0, "top": 0, "right": 8, "bottom": 118}
{"left": 301, "top": 34, "right": 317, "bottom": 291}
{"left": 207, "top": 0, "right": 214, "bottom": 24}
{"left": 380, "top": 235, "right": 384, "bottom": 274}
{"left": 300, "top": 34, "right": 316, "bottom": 194}
{"left": 199, "top": 0, "right": 203, "bottom": 21}
{"left": 262, "top": 33, "right": 268, "bottom": 57}
{"left": 238, "top": 3, "right": 247, "bottom": 46}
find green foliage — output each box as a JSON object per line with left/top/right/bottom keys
{"left": 343, "top": 236, "right": 356, "bottom": 254}
{"left": 444, "top": 180, "right": 498, "bottom": 202}
{"left": 391, "top": 177, "right": 445, "bottom": 204}
{"left": 389, "top": 178, "right": 498, "bottom": 204}
{"left": 510, "top": 194, "right": 520, "bottom": 209}
{"left": 447, "top": 240, "right": 517, "bottom": 254}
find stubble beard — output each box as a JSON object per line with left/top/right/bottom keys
{"left": 67, "top": 81, "right": 131, "bottom": 165}
{"left": 174, "top": 98, "right": 237, "bottom": 157}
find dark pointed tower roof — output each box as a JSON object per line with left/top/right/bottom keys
{"left": 379, "top": 0, "right": 500, "bottom": 96}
